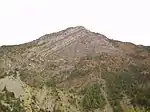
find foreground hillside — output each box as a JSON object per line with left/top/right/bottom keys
{"left": 0, "top": 26, "right": 150, "bottom": 112}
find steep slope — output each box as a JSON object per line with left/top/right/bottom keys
{"left": 0, "top": 26, "right": 120, "bottom": 87}
{"left": 0, "top": 26, "right": 150, "bottom": 112}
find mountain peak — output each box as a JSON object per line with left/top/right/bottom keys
{"left": 0, "top": 26, "right": 150, "bottom": 112}
{"left": 71, "top": 26, "right": 86, "bottom": 30}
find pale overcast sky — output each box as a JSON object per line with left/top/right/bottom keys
{"left": 0, "top": 0, "right": 150, "bottom": 46}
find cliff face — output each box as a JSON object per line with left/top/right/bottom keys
{"left": 0, "top": 26, "right": 150, "bottom": 112}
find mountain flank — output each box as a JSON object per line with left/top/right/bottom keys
{"left": 0, "top": 26, "right": 150, "bottom": 112}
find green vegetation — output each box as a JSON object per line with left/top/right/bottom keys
{"left": 102, "top": 65, "right": 150, "bottom": 112}
{"left": 129, "top": 107, "right": 148, "bottom": 112}
{"left": 0, "top": 69, "right": 5, "bottom": 78}
{"left": 0, "top": 87, "right": 25, "bottom": 112}
{"left": 143, "top": 46, "right": 150, "bottom": 53}
{"left": 102, "top": 72, "right": 124, "bottom": 112}
{"left": 82, "top": 83, "right": 106, "bottom": 111}
{"left": 45, "top": 77, "right": 56, "bottom": 87}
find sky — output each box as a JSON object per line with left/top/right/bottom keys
{"left": 0, "top": 0, "right": 150, "bottom": 46}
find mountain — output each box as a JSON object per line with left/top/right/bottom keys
{"left": 0, "top": 26, "right": 150, "bottom": 112}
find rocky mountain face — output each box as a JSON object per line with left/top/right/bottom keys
{"left": 0, "top": 26, "right": 150, "bottom": 112}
